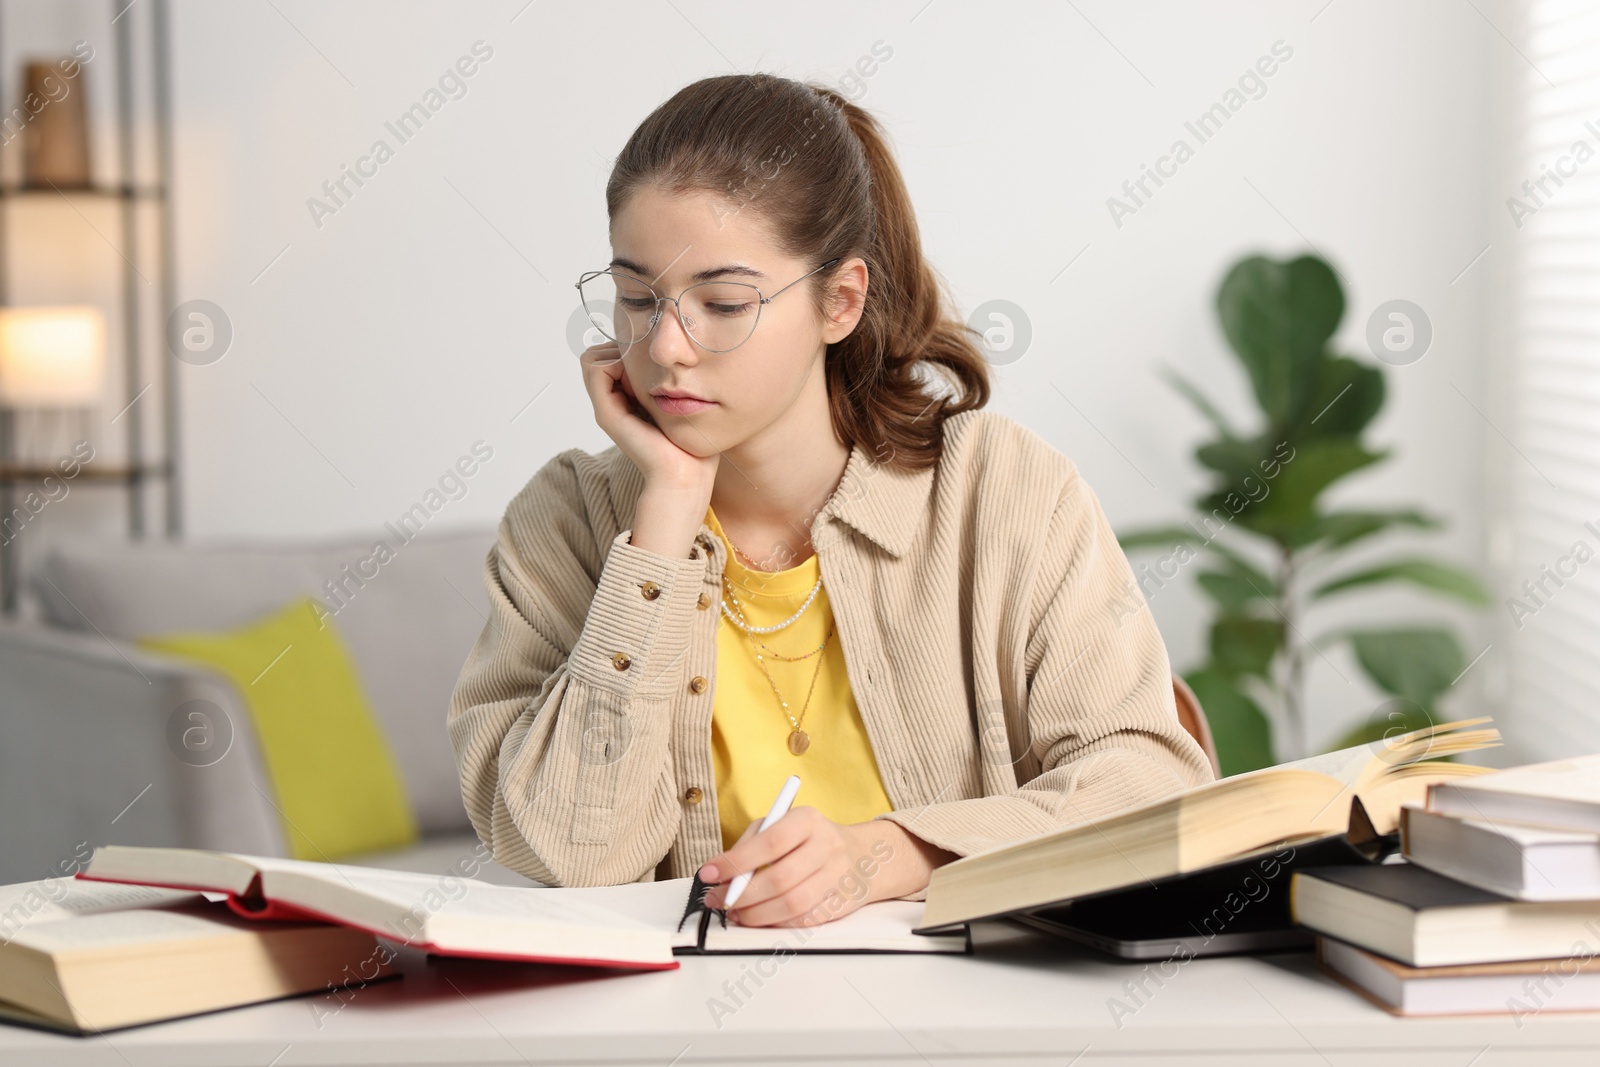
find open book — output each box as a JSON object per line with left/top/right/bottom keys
{"left": 77, "top": 847, "right": 968, "bottom": 969}
{"left": 0, "top": 878, "right": 391, "bottom": 1034}
{"left": 915, "top": 717, "right": 1501, "bottom": 933}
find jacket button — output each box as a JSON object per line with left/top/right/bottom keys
{"left": 611, "top": 652, "right": 632, "bottom": 671}
{"left": 684, "top": 786, "right": 703, "bottom": 804}
{"left": 640, "top": 581, "right": 662, "bottom": 600}
{"left": 696, "top": 592, "right": 711, "bottom": 610}
{"left": 689, "top": 675, "right": 708, "bottom": 694}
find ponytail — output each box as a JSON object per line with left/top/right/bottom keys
{"left": 606, "top": 74, "right": 990, "bottom": 472}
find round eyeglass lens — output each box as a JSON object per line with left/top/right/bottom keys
{"left": 579, "top": 273, "right": 764, "bottom": 354}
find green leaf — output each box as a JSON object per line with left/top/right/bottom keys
{"left": 1347, "top": 628, "right": 1466, "bottom": 708}
{"left": 1302, "top": 355, "right": 1385, "bottom": 438}
{"left": 1185, "top": 667, "right": 1276, "bottom": 776}
{"left": 1210, "top": 616, "right": 1281, "bottom": 679}
{"left": 1288, "top": 509, "right": 1440, "bottom": 551}
{"left": 1117, "top": 526, "right": 1210, "bottom": 553}
{"left": 1115, "top": 525, "right": 1272, "bottom": 582}
{"left": 1312, "top": 559, "right": 1492, "bottom": 606}
{"left": 1159, "top": 365, "right": 1236, "bottom": 438}
{"left": 1215, "top": 254, "right": 1345, "bottom": 426}
{"left": 1195, "top": 436, "right": 1268, "bottom": 484}
{"left": 1198, "top": 570, "right": 1272, "bottom": 611}
{"left": 1212, "top": 438, "right": 1388, "bottom": 540}
{"left": 1196, "top": 546, "right": 1281, "bottom": 609}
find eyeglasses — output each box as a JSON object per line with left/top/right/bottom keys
{"left": 575, "top": 257, "right": 841, "bottom": 365}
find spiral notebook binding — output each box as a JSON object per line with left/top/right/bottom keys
{"left": 675, "top": 870, "right": 726, "bottom": 927}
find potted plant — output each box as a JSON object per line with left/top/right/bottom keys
{"left": 1117, "top": 253, "right": 1489, "bottom": 775}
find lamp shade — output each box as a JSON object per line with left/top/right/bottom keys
{"left": 0, "top": 306, "right": 106, "bottom": 406}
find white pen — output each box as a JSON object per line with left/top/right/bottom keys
{"left": 722, "top": 773, "right": 801, "bottom": 911}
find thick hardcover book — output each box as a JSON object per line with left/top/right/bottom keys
{"left": 1427, "top": 752, "right": 1600, "bottom": 833}
{"left": 0, "top": 878, "right": 393, "bottom": 1035}
{"left": 1401, "top": 804, "right": 1600, "bottom": 900}
{"left": 1291, "top": 862, "right": 1600, "bottom": 967}
{"left": 916, "top": 718, "right": 1501, "bottom": 934}
{"left": 1316, "top": 935, "right": 1600, "bottom": 1017}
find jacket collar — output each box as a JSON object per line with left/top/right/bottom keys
{"left": 817, "top": 438, "right": 933, "bottom": 558}
{"left": 608, "top": 437, "right": 933, "bottom": 560}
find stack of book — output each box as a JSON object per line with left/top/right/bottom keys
{"left": 913, "top": 718, "right": 1505, "bottom": 958}
{"left": 1291, "top": 753, "right": 1600, "bottom": 1017}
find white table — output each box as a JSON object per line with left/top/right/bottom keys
{"left": 5, "top": 919, "right": 1600, "bottom": 1066}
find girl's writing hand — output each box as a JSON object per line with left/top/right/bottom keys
{"left": 695, "top": 808, "right": 953, "bottom": 927}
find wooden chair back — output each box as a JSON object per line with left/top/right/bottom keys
{"left": 1172, "top": 674, "right": 1221, "bottom": 777}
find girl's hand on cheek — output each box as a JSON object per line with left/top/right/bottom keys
{"left": 616, "top": 364, "right": 657, "bottom": 426}
{"left": 579, "top": 342, "right": 717, "bottom": 487}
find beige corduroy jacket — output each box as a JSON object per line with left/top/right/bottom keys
{"left": 447, "top": 408, "right": 1215, "bottom": 899}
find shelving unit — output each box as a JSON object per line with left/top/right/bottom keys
{"left": 0, "top": 0, "right": 180, "bottom": 615}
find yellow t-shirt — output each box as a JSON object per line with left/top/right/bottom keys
{"left": 705, "top": 505, "right": 894, "bottom": 850}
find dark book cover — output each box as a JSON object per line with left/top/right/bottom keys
{"left": 1294, "top": 861, "right": 1514, "bottom": 911}
{"left": 1010, "top": 834, "right": 1373, "bottom": 957}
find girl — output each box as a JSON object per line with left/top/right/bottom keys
{"left": 448, "top": 73, "right": 1214, "bottom": 929}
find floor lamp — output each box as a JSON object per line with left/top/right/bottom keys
{"left": 0, "top": 306, "right": 107, "bottom": 609}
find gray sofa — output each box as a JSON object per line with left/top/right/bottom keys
{"left": 0, "top": 524, "right": 534, "bottom": 888}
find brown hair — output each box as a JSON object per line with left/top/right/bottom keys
{"left": 605, "top": 73, "right": 990, "bottom": 473}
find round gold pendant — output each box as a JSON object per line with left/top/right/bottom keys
{"left": 787, "top": 728, "right": 810, "bottom": 755}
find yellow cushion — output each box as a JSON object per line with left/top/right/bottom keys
{"left": 137, "top": 596, "right": 419, "bottom": 861}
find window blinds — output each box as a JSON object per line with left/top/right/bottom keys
{"left": 1507, "top": 0, "right": 1600, "bottom": 754}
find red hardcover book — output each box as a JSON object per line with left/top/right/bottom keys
{"left": 76, "top": 845, "right": 679, "bottom": 970}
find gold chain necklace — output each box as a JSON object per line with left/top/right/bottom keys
{"left": 723, "top": 526, "right": 813, "bottom": 572}
{"left": 722, "top": 575, "right": 832, "bottom": 755}
{"left": 750, "top": 632, "right": 830, "bottom": 662}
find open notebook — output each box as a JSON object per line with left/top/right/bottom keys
{"left": 583, "top": 868, "right": 969, "bottom": 955}
{"left": 77, "top": 846, "right": 969, "bottom": 970}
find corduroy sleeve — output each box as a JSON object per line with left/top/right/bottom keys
{"left": 446, "top": 450, "right": 702, "bottom": 886}
{"left": 875, "top": 464, "right": 1217, "bottom": 898}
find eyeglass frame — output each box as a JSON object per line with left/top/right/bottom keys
{"left": 574, "top": 255, "right": 843, "bottom": 354}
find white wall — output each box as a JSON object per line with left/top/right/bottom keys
{"left": 8, "top": 0, "right": 1501, "bottom": 758}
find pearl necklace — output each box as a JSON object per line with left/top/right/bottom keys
{"left": 713, "top": 526, "right": 823, "bottom": 634}
{"left": 719, "top": 574, "right": 823, "bottom": 634}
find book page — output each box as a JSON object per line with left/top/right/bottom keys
{"left": 81, "top": 846, "right": 262, "bottom": 895}
{"left": 257, "top": 859, "right": 499, "bottom": 898}
{"left": 262, "top": 864, "right": 678, "bottom": 943}
{"left": 1230, "top": 718, "right": 1500, "bottom": 790}
{"left": 6, "top": 901, "right": 275, "bottom": 953}
{"left": 1261, "top": 744, "right": 1376, "bottom": 787}
{"left": 701, "top": 898, "right": 967, "bottom": 953}
{"left": 0, "top": 878, "right": 203, "bottom": 930}
{"left": 504, "top": 878, "right": 702, "bottom": 947}
{"left": 432, "top": 882, "right": 677, "bottom": 931}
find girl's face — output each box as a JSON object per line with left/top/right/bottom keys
{"left": 608, "top": 185, "right": 844, "bottom": 458}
